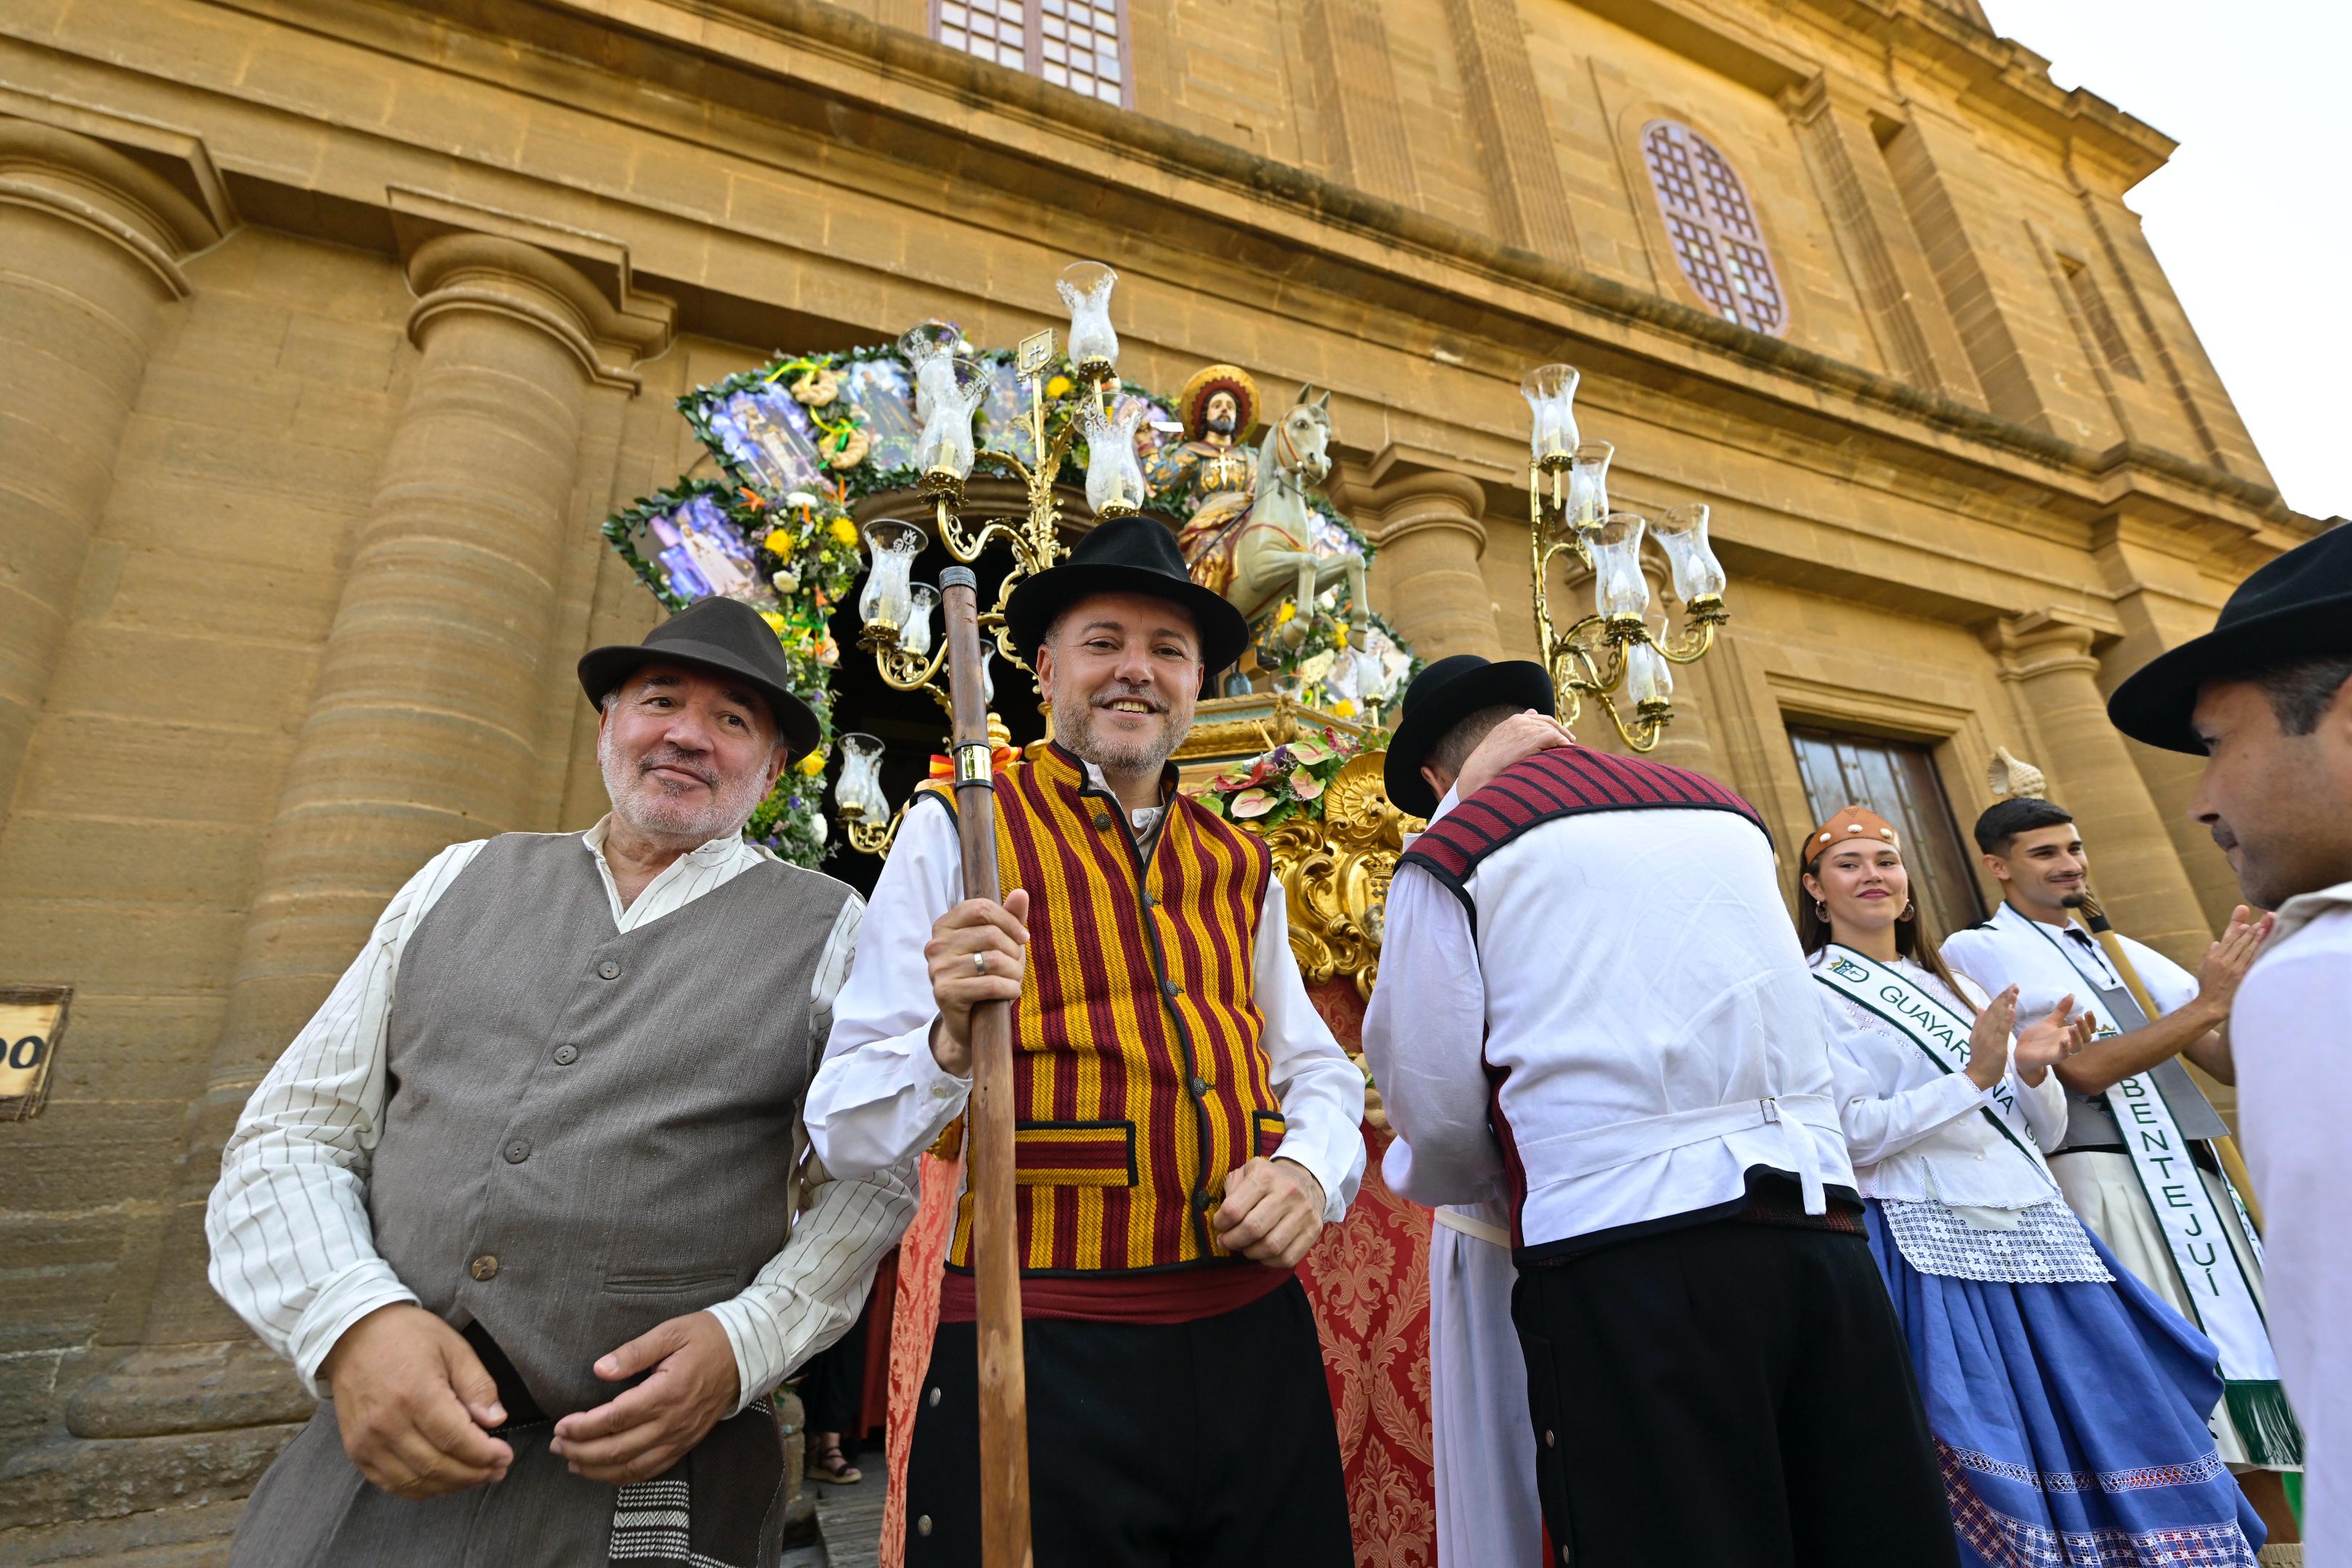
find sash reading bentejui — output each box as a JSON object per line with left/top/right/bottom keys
{"left": 921, "top": 743, "right": 1287, "bottom": 1275}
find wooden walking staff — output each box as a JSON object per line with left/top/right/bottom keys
{"left": 935, "top": 563, "right": 1034, "bottom": 1568}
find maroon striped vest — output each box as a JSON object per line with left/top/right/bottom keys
{"left": 1402, "top": 747, "right": 1766, "bottom": 923}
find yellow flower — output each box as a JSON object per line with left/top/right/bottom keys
{"left": 829, "top": 515, "right": 859, "bottom": 547}
{"left": 758, "top": 610, "right": 785, "bottom": 635}
{"left": 1275, "top": 602, "right": 1296, "bottom": 624}
{"left": 1331, "top": 699, "right": 1357, "bottom": 718}
{"left": 1045, "top": 374, "right": 1074, "bottom": 399}
{"left": 764, "top": 528, "right": 796, "bottom": 560}
{"left": 798, "top": 751, "right": 826, "bottom": 776}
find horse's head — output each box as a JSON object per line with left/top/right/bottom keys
{"left": 1270, "top": 384, "right": 1333, "bottom": 485}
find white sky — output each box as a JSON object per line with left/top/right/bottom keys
{"left": 1977, "top": 0, "right": 2349, "bottom": 522}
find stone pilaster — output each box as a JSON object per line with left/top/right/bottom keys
{"left": 1440, "top": 0, "right": 1580, "bottom": 263}
{"left": 70, "top": 232, "right": 671, "bottom": 1435}
{"left": 1638, "top": 560, "right": 1720, "bottom": 775}
{"left": 0, "top": 119, "right": 219, "bottom": 827}
{"left": 1300, "top": 0, "right": 1420, "bottom": 207}
{"left": 1985, "top": 610, "right": 2212, "bottom": 965}
{"left": 1356, "top": 470, "right": 1505, "bottom": 661}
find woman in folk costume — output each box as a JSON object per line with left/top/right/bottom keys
{"left": 1798, "top": 806, "right": 2268, "bottom": 1566}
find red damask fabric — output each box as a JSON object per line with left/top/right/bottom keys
{"left": 874, "top": 977, "right": 1438, "bottom": 1567}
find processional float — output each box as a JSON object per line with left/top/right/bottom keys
{"left": 600, "top": 256, "right": 1737, "bottom": 1565}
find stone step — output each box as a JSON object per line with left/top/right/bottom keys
{"left": 0, "top": 1494, "right": 242, "bottom": 1567}
{"left": 0, "top": 1422, "right": 296, "bottom": 1533}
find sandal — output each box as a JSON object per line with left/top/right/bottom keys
{"left": 809, "top": 1443, "right": 862, "bottom": 1485}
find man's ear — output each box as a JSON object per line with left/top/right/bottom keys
{"left": 1979, "top": 852, "right": 2012, "bottom": 886}
{"left": 1420, "top": 762, "right": 1450, "bottom": 800}
{"left": 1034, "top": 641, "right": 1056, "bottom": 706}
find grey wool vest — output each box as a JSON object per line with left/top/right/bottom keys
{"left": 367, "top": 832, "right": 852, "bottom": 1416}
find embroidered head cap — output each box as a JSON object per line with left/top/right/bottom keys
{"left": 1807, "top": 806, "right": 1898, "bottom": 861}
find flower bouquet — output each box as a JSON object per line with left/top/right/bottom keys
{"left": 1189, "top": 728, "right": 1366, "bottom": 830}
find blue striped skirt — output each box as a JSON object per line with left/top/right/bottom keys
{"left": 1865, "top": 1200, "right": 2264, "bottom": 1567}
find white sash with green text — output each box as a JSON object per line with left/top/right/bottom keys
{"left": 2026, "top": 918, "right": 2298, "bottom": 1466}
{"left": 1811, "top": 946, "right": 2038, "bottom": 1165}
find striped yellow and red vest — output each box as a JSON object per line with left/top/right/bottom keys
{"left": 934, "top": 744, "right": 1286, "bottom": 1277}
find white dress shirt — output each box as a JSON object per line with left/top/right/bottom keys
{"left": 207, "top": 820, "right": 912, "bottom": 1414}
{"left": 1940, "top": 900, "right": 2198, "bottom": 1037}
{"left": 1363, "top": 788, "right": 1854, "bottom": 1249}
{"left": 1808, "top": 955, "right": 2068, "bottom": 1205}
{"left": 2233, "top": 878, "right": 2352, "bottom": 1565}
{"left": 806, "top": 773, "right": 1366, "bottom": 1225}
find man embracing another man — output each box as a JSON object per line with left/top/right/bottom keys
{"left": 209, "top": 597, "right": 910, "bottom": 1567}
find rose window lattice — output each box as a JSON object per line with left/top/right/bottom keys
{"left": 935, "top": 0, "right": 1130, "bottom": 107}
{"left": 1641, "top": 121, "right": 1786, "bottom": 335}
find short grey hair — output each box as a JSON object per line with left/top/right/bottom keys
{"left": 2250, "top": 656, "right": 2352, "bottom": 736}
{"left": 1429, "top": 704, "right": 1522, "bottom": 779}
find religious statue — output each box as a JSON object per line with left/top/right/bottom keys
{"left": 1147, "top": 363, "right": 1368, "bottom": 650}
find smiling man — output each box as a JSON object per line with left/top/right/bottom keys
{"left": 209, "top": 597, "right": 910, "bottom": 1568}
{"left": 1940, "top": 799, "right": 2297, "bottom": 1511}
{"left": 807, "top": 513, "right": 1365, "bottom": 1568}
{"left": 2109, "top": 523, "right": 2352, "bottom": 1564}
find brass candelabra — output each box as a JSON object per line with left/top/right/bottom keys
{"left": 1520, "top": 363, "right": 1731, "bottom": 752}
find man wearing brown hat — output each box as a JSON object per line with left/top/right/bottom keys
{"left": 2109, "top": 523, "right": 2352, "bottom": 1564}
{"left": 809, "top": 513, "right": 1366, "bottom": 1567}
{"left": 209, "top": 596, "right": 911, "bottom": 1567}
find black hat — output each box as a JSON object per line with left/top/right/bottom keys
{"left": 1003, "top": 513, "right": 1252, "bottom": 679}
{"left": 2108, "top": 525, "right": 2352, "bottom": 754}
{"left": 1383, "top": 655, "right": 1556, "bottom": 818}
{"left": 578, "top": 596, "right": 822, "bottom": 757}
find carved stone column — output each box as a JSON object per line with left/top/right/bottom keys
{"left": 1356, "top": 470, "right": 1505, "bottom": 661}
{"left": 0, "top": 120, "right": 219, "bottom": 825}
{"left": 71, "top": 233, "right": 671, "bottom": 1435}
{"left": 1986, "top": 611, "right": 2212, "bottom": 965}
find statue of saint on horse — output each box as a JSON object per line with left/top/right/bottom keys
{"left": 1146, "top": 364, "right": 1368, "bottom": 653}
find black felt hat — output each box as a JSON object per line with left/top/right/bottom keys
{"left": 2108, "top": 526, "right": 2352, "bottom": 754}
{"left": 1003, "top": 513, "right": 1252, "bottom": 677}
{"left": 1383, "top": 654, "right": 1557, "bottom": 818}
{"left": 578, "top": 595, "right": 822, "bottom": 757}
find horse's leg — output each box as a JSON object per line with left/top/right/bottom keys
{"left": 1340, "top": 557, "right": 1368, "bottom": 647}
{"left": 1294, "top": 552, "right": 1321, "bottom": 642}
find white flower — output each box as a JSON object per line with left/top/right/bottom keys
{"left": 1297, "top": 650, "right": 1336, "bottom": 683}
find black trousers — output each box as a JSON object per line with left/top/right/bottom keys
{"left": 1513, "top": 1220, "right": 1957, "bottom": 1568}
{"left": 902, "top": 1278, "right": 1353, "bottom": 1568}
{"left": 799, "top": 1304, "right": 869, "bottom": 1438}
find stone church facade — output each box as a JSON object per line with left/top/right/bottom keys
{"left": 0, "top": 0, "right": 2323, "bottom": 1558}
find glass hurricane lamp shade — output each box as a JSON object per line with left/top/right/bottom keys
{"left": 1521, "top": 364, "right": 1582, "bottom": 468}
{"left": 901, "top": 582, "right": 939, "bottom": 657}
{"left": 1589, "top": 512, "right": 1651, "bottom": 621}
{"left": 898, "top": 320, "right": 963, "bottom": 424}
{"left": 913, "top": 356, "right": 989, "bottom": 481}
{"left": 1651, "top": 502, "right": 1728, "bottom": 605}
{"left": 1082, "top": 401, "right": 1148, "bottom": 516}
{"left": 1056, "top": 261, "right": 1120, "bottom": 376}
{"left": 1626, "top": 640, "right": 1673, "bottom": 709}
{"left": 834, "top": 732, "right": 891, "bottom": 822}
{"left": 1566, "top": 441, "right": 1614, "bottom": 538}
{"left": 858, "top": 519, "right": 928, "bottom": 632}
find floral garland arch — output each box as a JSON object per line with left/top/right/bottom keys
{"left": 602, "top": 338, "right": 1418, "bottom": 865}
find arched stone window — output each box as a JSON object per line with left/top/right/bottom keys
{"left": 1640, "top": 121, "right": 1786, "bottom": 336}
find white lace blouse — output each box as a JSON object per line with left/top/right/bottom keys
{"left": 1808, "top": 955, "right": 2070, "bottom": 1209}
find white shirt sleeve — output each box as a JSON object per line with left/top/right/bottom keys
{"left": 205, "top": 841, "right": 489, "bottom": 1395}
{"left": 807, "top": 795, "right": 973, "bottom": 1180}
{"left": 2232, "top": 934, "right": 2351, "bottom": 1545}
{"left": 1254, "top": 891, "right": 1367, "bottom": 1222}
{"left": 1938, "top": 926, "right": 2015, "bottom": 999}
{"left": 1360, "top": 860, "right": 1506, "bottom": 1210}
{"left": 1817, "top": 989, "right": 1996, "bottom": 1169}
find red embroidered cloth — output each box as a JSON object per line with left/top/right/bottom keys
{"left": 875, "top": 979, "right": 1437, "bottom": 1566}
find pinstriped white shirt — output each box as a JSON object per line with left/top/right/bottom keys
{"left": 206, "top": 819, "right": 911, "bottom": 1416}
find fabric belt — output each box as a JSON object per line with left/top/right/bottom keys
{"left": 1433, "top": 1208, "right": 1511, "bottom": 1248}
{"left": 460, "top": 1321, "right": 546, "bottom": 1430}
{"left": 939, "top": 1261, "right": 1292, "bottom": 1325}
{"left": 1527, "top": 1093, "right": 1837, "bottom": 1215}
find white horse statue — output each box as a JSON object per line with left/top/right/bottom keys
{"left": 1177, "top": 384, "right": 1366, "bottom": 649}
